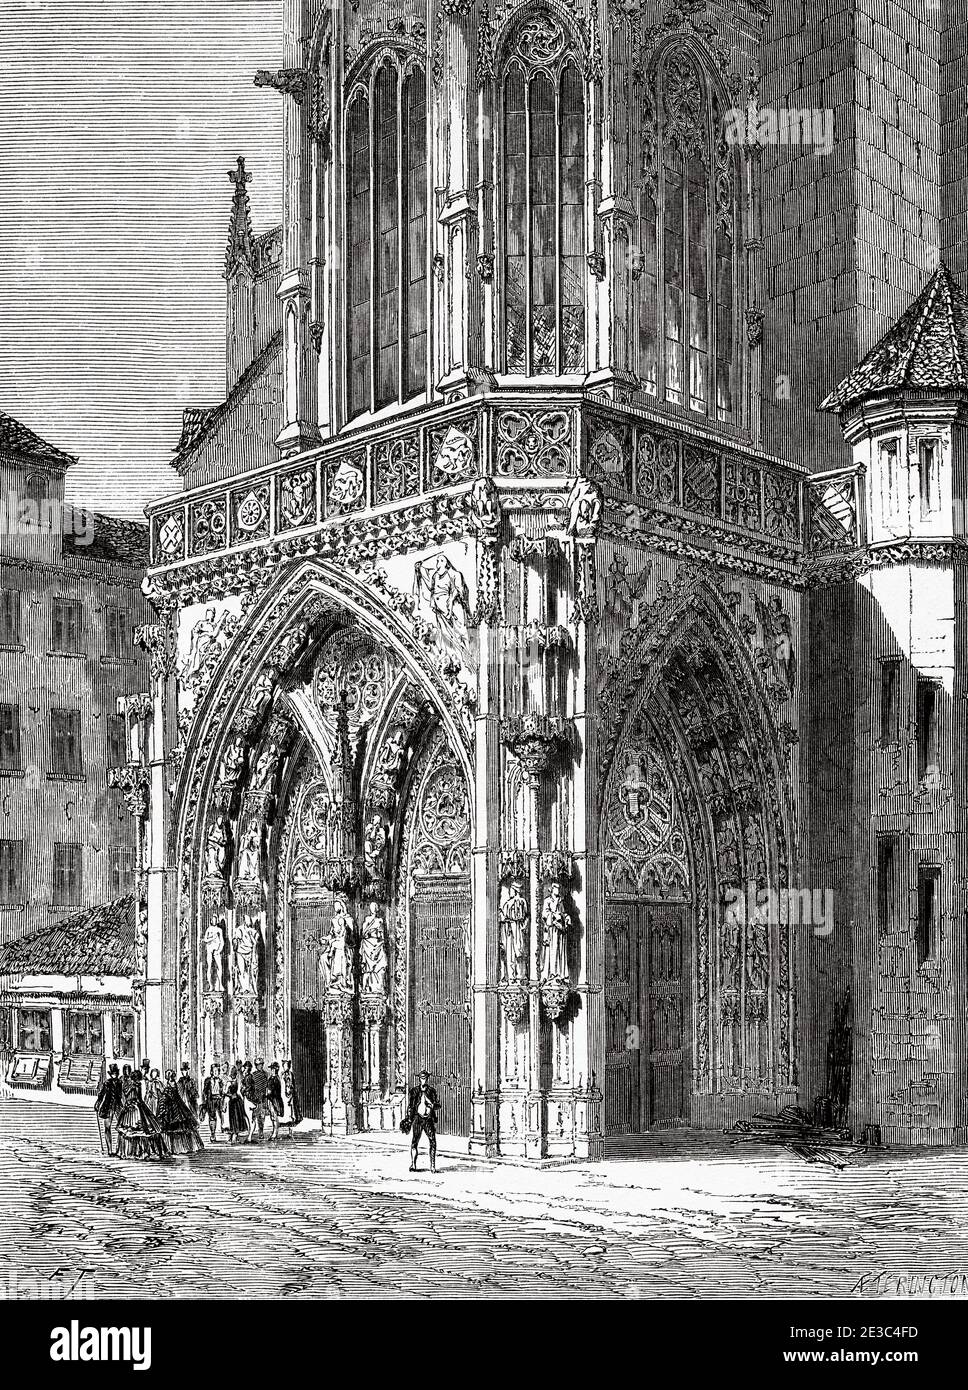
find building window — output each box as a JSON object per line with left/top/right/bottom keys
{"left": 50, "top": 708, "right": 82, "bottom": 777}
{"left": 916, "top": 679, "right": 939, "bottom": 785}
{"left": 635, "top": 49, "right": 740, "bottom": 420}
{"left": 51, "top": 598, "right": 83, "bottom": 653}
{"left": 875, "top": 836, "right": 896, "bottom": 935}
{"left": 0, "top": 841, "right": 24, "bottom": 906}
{"left": 104, "top": 607, "right": 127, "bottom": 658}
{"left": 17, "top": 1008, "right": 51, "bottom": 1052}
{"left": 65, "top": 1010, "right": 104, "bottom": 1057}
{"left": 502, "top": 55, "right": 585, "bottom": 375}
{"left": 345, "top": 59, "right": 427, "bottom": 419}
{"left": 52, "top": 843, "right": 82, "bottom": 906}
{"left": 879, "top": 659, "right": 901, "bottom": 748}
{"left": 879, "top": 437, "right": 900, "bottom": 523}
{"left": 107, "top": 713, "right": 127, "bottom": 768}
{"left": 0, "top": 590, "right": 21, "bottom": 646}
{"left": 918, "top": 438, "right": 942, "bottom": 519}
{"left": 108, "top": 845, "right": 135, "bottom": 897}
{"left": 917, "top": 866, "right": 941, "bottom": 964}
{"left": 114, "top": 1013, "right": 136, "bottom": 1059}
{"left": 0, "top": 704, "right": 21, "bottom": 771}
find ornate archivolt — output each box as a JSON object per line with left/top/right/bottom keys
{"left": 599, "top": 568, "right": 799, "bottom": 1096}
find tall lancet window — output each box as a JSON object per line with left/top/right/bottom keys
{"left": 501, "top": 13, "right": 586, "bottom": 376}
{"left": 345, "top": 58, "right": 428, "bottom": 420}
{"left": 637, "top": 48, "right": 740, "bottom": 424}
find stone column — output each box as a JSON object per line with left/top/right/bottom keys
{"left": 134, "top": 622, "right": 177, "bottom": 1073}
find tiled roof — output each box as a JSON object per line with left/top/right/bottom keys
{"left": 62, "top": 509, "right": 149, "bottom": 566}
{"left": 821, "top": 263, "right": 968, "bottom": 414}
{"left": 172, "top": 327, "right": 283, "bottom": 474}
{"left": 0, "top": 896, "right": 135, "bottom": 977}
{"left": 0, "top": 409, "right": 77, "bottom": 470}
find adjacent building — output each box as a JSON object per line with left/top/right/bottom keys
{"left": 0, "top": 409, "right": 151, "bottom": 1099}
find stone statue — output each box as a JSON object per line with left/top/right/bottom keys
{"left": 413, "top": 553, "right": 472, "bottom": 663}
{"left": 540, "top": 883, "right": 571, "bottom": 981}
{"left": 180, "top": 605, "right": 236, "bottom": 690}
{"left": 218, "top": 737, "right": 245, "bottom": 788}
{"left": 233, "top": 913, "right": 262, "bottom": 997}
{"left": 359, "top": 902, "right": 388, "bottom": 997}
{"left": 500, "top": 878, "right": 530, "bottom": 981}
{"left": 376, "top": 728, "right": 407, "bottom": 781}
{"left": 237, "top": 819, "right": 262, "bottom": 883}
{"left": 363, "top": 813, "right": 389, "bottom": 881}
{"left": 566, "top": 478, "right": 602, "bottom": 541}
{"left": 205, "top": 818, "right": 229, "bottom": 880}
{"left": 320, "top": 895, "right": 355, "bottom": 993}
{"left": 252, "top": 739, "right": 279, "bottom": 791}
{"left": 203, "top": 917, "right": 226, "bottom": 992}
{"left": 470, "top": 475, "right": 501, "bottom": 534}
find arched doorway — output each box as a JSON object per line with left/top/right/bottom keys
{"left": 602, "top": 717, "right": 698, "bottom": 1134}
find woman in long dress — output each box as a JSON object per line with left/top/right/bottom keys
{"left": 155, "top": 1070, "right": 205, "bottom": 1155}
{"left": 143, "top": 1067, "right": 162, "bottom": 1114}
{"left": 280, "top": 1059, "right": 301, "bottom": 1127}
{"left": 225, "top": 1078, "right": 249, "bottom": 1144}
{"left": 114, "top": 1068, "right": 167, "bottom": 1161}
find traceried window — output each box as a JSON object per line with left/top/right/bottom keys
{"left": 501, "top": 21, "right": 586, "bottom": 376}
{"left": 636, "top": 48, "right": 740, "bottom": 423}
{"left": 345, "top": 57, "right": 428, "bottom": 419}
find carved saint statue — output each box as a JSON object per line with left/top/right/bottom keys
{"left": 500, "top": 878, "right": 530, "bottom": 982}
{"left": 320, "top": 895, "right": 355, "bottom": 993}
{"left": 205, "top": 818, "right": 229, "bottom": 880}
{"left": 203, "top": 917, "right": 226, "bottom": 993}
{"left": 237, "top": 820, "right": 262, "bottom": 883}
{"left": 363, "top": 813, "right": 389, "bottom": 882}
{"left": 218, "top": 737, "right": 245, "bottom": 788}
{"left": 359, "top": 902, "right": 389, "bottom": 997}
{"left": 376, "top": 728, "right": 407, "bottom": 781}
{"left": 252, "top": 740, "right": 279, "bottom": 791}
{"left": 539, "top": 883, "right": 571, "bottom": 981}
{"left": 233, "top": 913, "right": 262, "bottom": 997}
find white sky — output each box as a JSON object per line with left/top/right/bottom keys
{"left": 0, "top": 0, "right": 284, "bottom": 520}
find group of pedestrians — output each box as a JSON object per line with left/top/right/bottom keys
{"left": 93, "top": 1055, "right": 301, "bottom": 1159}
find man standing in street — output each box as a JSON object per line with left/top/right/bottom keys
{"left": 94, "top": 1063, "right": 122, "bottom": 1157}
{"left": 265, "top": 1061, "right": 283, "bottom": 1141}
{"left": 249, "top": 1057, "right": 269, "bottom": 1141}
{"left": 402, "top": 1069, "right": 439, "bottom": 1173}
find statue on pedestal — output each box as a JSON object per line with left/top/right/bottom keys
{"left": 500, "top": 879, "right": 530, "bottom": 982}
{"left": 320, "top": 895, "right": 355, "bottom": 994}
{"left": 540, "top": 882, "right": 571, "bottom": 981}
{"left": 204, "top": 916, "right": 226, "bottom": 993}
{"left": 360, "top": 902, "right": 388, "bottom": 997}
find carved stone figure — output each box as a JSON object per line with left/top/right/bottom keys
{"left": 540, "top": 883, "right": 571, "bottom": 981}
{"left": 359, "top": 902, "right": 388, "bottom": 996}
{"left": 203, "top": 917, "right": 226, "bottom": 992}
{"left": 500, "top": 878, "right": 530, "bottom": 982}
{"left": 329, "top": 456, "right": 364, "bottom": 510}
{"left": 218, "top": 737, "right": 245, "bottom": 787}
{"left": 233, "top": 913, "right": 262, "bottom": 997}
{"left": 413, "top": 552, "right": 473, "bottom": 663}
{"left": 237, "top": 819, "right": 262, "bottom": 883}
{"left": 375, "top": 728, "right": 407, "bottom": 781}
{"left": 434, "top": 425, "right": 476, "bottom": 481}
{"left": 205, "top": 818, "right": 229, "bottom": 880}
{"left": 363, "top": 813, "right": 389, "bottom": 881}
{"left": 565, "top": 478, "right": 602, "bottom": 541}
{"left": 470, "top": 475, "right": 501, "bottom": 534}
{"left": 320, "top": 895, "right": 355, "bottom": 993}
{"left": 180, "top": 605, "right": 235, "bottom": 689}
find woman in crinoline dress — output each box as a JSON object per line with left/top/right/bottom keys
{"left": 225, "top": 1077, "right": 249, "bottom": 1144}
{"left": 114, "top": 1067, "right": 167, "bottom": 1160}
{"left": 155, "top": 1070, "right": 205, "bottom": 1155}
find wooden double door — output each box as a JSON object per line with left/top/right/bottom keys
{"left": 605, "top": 902, "right": 692, "bottom": 1134}
{"left": 410, "top": 878, "right": 472, "bottom": 1137}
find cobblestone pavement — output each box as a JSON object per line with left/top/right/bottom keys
{"left": 1, "top": 1098, "right": 967, "bottom": 1299}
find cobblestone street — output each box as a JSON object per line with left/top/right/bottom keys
{"left": 1, "top": 1099, "right": 967, "bottom": 1300}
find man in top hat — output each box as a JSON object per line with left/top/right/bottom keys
{"left": 402, "top": 1070, "right": 439, "bottom": 1173}
{"left": 94, "top": 1063, "right": 123, "bottom": 1157}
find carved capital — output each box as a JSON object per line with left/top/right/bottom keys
{"left": 539, "top": 977, "right": 572, "bottom": 1021}
{"left": 502, "top": 714, "right": 571, "bottom": 787}
{"left": 499, "top": 980, "right": 529, "bottom": 1027}
{"left": 107, "top": 763, "right": 150, "bottom": 819}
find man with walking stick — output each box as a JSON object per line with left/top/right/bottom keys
{"left": 94, "top": 1063, "right": 122, "bottom": 1157}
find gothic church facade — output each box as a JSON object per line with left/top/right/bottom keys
{"left": 135, "top": 0, "right": 968, "bottom": 1155}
